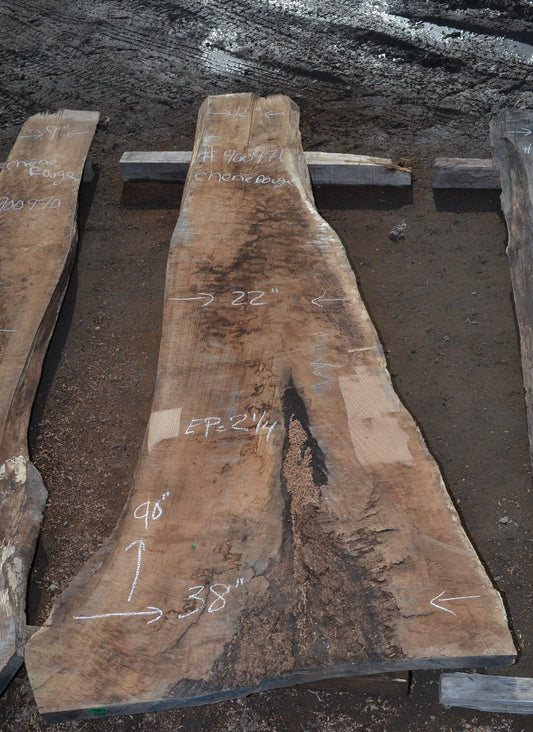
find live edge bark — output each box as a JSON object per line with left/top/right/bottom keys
{"left": 26, "top": 95, "right": 514, "bottom": 722}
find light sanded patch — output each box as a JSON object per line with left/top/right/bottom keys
{"left": 147, "top": 408, "right": 182, "bottom": 452}
{"left": 0, "top": 455, "right": 27, "bottom": 484}
{"left": 338, "top": 369, "right": 412, "bottom": 466}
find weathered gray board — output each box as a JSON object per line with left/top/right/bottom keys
{"left": 491, "top": 111, "right": 533, "bottom": 471}
{"left": 440, "top": 672, "right": 533, "bottom": 714}
{"left": 26, "top": 94, "right": 514, "bottom": 722}
{"left": 0, "top": 110, "right": 99, "bottom": 694}
{"left": 120, "top": 150, "right": 412, "bottom": 186}
{"left": 433, "top": 158, "right": 501, "bottom": 189}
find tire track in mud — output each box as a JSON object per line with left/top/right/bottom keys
{"left": 1, "top": 0, "right": 531, "bottom": 133}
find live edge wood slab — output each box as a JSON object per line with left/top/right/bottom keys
{"left": 491, "top": 111, "right": 533, "bottom": 473}
{"left": 0, "top": 110, "right": 98, "bottom": 694}
{"left": 26, "top": 94, "right": 515, "bottom": 722}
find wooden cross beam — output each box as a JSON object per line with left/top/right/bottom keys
{"left": 120, "top": 150, "right": 412, "bottom": 186}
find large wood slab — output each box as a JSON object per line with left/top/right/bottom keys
{"left": 26, "top": 94, "right": 514, "bottom": 722}
{"left": 491, "top": 112, "right": 533, "bottom": 468}
{"left": 0, "top": 110, "right": 99, "bottom": 693}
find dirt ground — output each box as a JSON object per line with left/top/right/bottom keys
{"left": 2, "top": 0, "right": 533, "bottom": 729}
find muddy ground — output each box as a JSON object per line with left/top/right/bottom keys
{"left": 1, "top": 0, "right": 533, "bottom": 729}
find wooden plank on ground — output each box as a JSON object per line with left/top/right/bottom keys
{"left": 119, "top": 150, "right": 412, "bottom": 186}
{"left": 0, "top": 110, "right": 99, "bottom": 694}
{"left": 26, "top": 93, "right": 515, "bottom": 722}
{"left": 491, "top": 111, "right": 533, "bottom": 469}
{"left": 440, "top": 672, "right": 533, "bottom": 714}
{"left": 433, "top": 158, "right": 501, "bottom": 189}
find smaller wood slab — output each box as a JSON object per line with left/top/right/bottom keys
{"left": 0, "top": 110, "right": 99, "bottom": 693}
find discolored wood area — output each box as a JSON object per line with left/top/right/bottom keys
{"left": 0, "top": 110, "right": 98, "bottom": 693}
{"left": 25, "top": 94, "right": 514, "bottom": 722}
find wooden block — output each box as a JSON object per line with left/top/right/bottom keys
{"left": 0, "top": 110, "right": 99, "bottom": 694}
{"left": 119, "top": 150, "right": 412, "bottom": 186}
{"left": 440, "top": 672, "right": 533, "bottom": 714}
{"left": 433, "top": 158, "right": 501, "bottom": 189}
{"left": 491, "top": 112, "right": 533, "bottom": 471}
{"left": 26, "top": 94, "right": 514, "bottom": 723}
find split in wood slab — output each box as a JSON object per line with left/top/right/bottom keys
{"left": 440, "top": 672, "right": 533, "bottom": 714}
{"left": 491, "top": 111, "right": 533, "bottom": 473}
{"left": 26, "top": 94, "right": 514, "bottom": 722}
{"left": 120, "top": 150, "right": 411, "bottom": 186}
{"left": 0, "top": 110, "right": 99, "bottom": 694}
{"left": 433, "top": 158, "right": 501, "bottom": 189}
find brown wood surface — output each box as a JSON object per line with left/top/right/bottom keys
{"left": 491, "top": 112, "right": 533, "bottom": 469}
{"left": 0, "top": 110, "right": 98, "bottom": 693}
{"left": 26, "top": 94, "right": 514, "bottom": 722}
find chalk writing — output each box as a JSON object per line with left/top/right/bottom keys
{"left": 508, "top": 127, "right": 532, "bottom": 137}
{"left": 223, "top": 148, "right": 285, "bottom": 166}
{"left": 20, "top": 124, "right": 90, "bottom": 141}
{"left": 523, "top": 143, "right": 532, "bottom": 155}
{"left": 170, "top": 288, "right": 279, "bottom": 308}
{"left": 133, "top": 492, "right": 169, "bottom": 530}
{"left": 185, "top": 410, "right": 277, "bottom": 441}
{"left": 430, "top": 590, "right": 481, "bottom": 616}
{"left": 178, "top": 581, "right": 243, "bottom": 619}
{"left": 74, "top": 606, "right": 163, "bottom": 625}
{"left": 5, "top": 158, "right": 79, "bottom": 185}
{"left": 311, "top": 291, "right": 351, "bottom": 308}
{"left": 207, "top": 106, "right": 285, "bottom": 120}
{"left": 125, "top": 540, "right": 145, "bottom": 603}
{"left": 193, "top": 170, "right": 295, "bottom": 189}
{"left": 0, "top": 196, "right": 61, "bottom": 212}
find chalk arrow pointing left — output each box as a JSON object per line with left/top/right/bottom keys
{"left": 312, "top": 292, "right": 351, "bottom": 308}
{"left": 73, "top": 606, "right": 163, "bottom": 624}
{"left": 430, "top": 590, "right": 481, "bottom": 616}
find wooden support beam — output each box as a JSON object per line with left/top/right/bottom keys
{"left": 0, "top": 110, "right": 99, "bottom": 694}
{"left": 433, "top": 158, "right": 501, "bottom": 189}
{"left": 440, "top": 673, "right": 533, "bottom": 714}
{"left": 119, "top": 150, "right": 412, "bottom": 186}
{"left": 26, "top": 94, "right": 514, "bottom": 722}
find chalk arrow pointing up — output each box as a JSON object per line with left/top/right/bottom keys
{"left": 509, "top": 127, "right": 532, "bottom": 136}
{"left": 169, "top": 293, "right": 214, "bottom": 307}
{"left": 311, "top": 292, "right": 351, "bottom": 308}
{"left": 73, "top": 606, "right": 163, "bottom": 624}
{"left": 430, "top": 590, "right": 481, "bottom": 616}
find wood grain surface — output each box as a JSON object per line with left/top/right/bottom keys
{"left": 491, "top": 110, "right": 533, "bottom": 470}
{"left": 0, "top": 110, "right": 98, "bottom": 692}
{"left": 25, "top": 94, "right": 514, "bottom": 722}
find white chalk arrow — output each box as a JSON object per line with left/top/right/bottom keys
{"left": 169, "top": 293, "right": 214, "bottom": 307}
{"left": 311, "top": 292, "right": 351, "bottom": 308}
{"left": 509, "top": 127, "right": 532, "bottom": 136}
{"left": 66, "top": 129, "right": 90, "bottom": 137}
{"left": 264, "top": 110, "right": 285, "bottom": 118}
{"left": 430, "top": 590, "right": 481, "bottom": 616}
{"left": 19, "top": 130, "right": 43, "bottom": 139}
{"left": 125, "top": 539, "right": 145, "bottom": 602}
{"left": 73, "top": 606, "right": 163, "bottom": 624}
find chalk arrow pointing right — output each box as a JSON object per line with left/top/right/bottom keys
{"left": 73, "top": 606, "right": 163, "bottom": 625}
{"left": 509, "top": 127, "right": 532, "bottom": 136}
{"left": 430, "top": 590, "right": 481, "bottom": 616}
{"left": 169, "top": 293, "right": 214, "bottom": 307}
